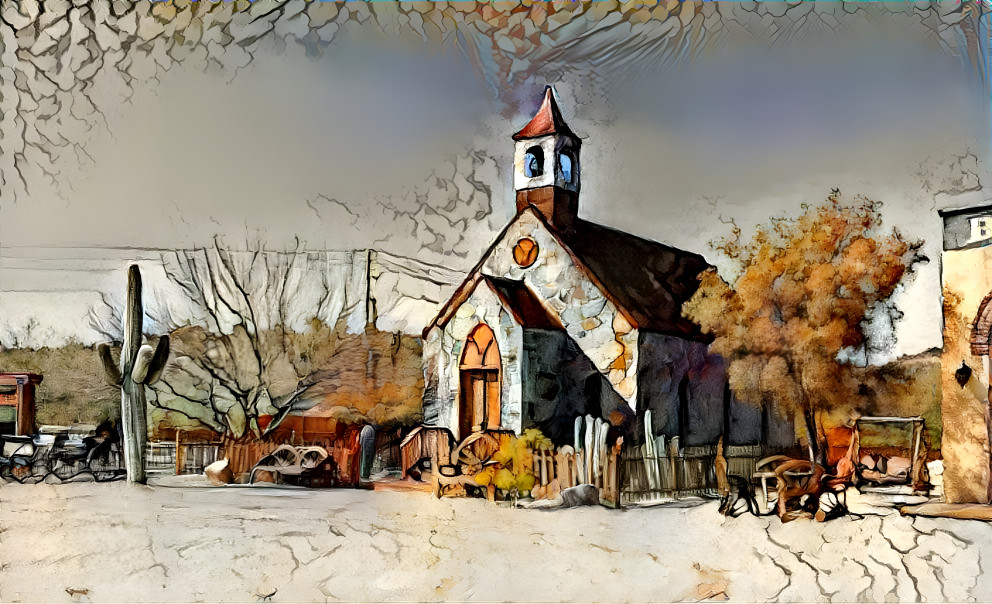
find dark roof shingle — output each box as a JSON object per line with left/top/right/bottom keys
{"left": 562, "top": 219, "right": 711, "bottom": 339}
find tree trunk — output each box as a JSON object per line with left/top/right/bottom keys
{"left": 799, "top": 400, "right": 825, "bottom": 466}
{"left": 804, "top": 409, "right": 824, "bottom": 464}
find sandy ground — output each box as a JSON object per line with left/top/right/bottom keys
{"left": 2, "top": 481, "right": 992, "bottom": 603}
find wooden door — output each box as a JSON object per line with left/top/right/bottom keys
{"left": 459, "top": 324, "right": 501, "bottom": 438}
{"left": 459, "top": 370, "right": 499, "bottom": 436}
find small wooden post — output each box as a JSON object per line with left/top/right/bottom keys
{"left": 15, "top": 378, "right": 32, "bottom": 436}
{"left": 175, "top": 429, "right": 183, "bottom": 476}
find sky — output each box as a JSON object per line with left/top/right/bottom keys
{"left": 0, "top": 2, "right": 988, "bottom": 358}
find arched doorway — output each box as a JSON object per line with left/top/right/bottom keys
{"left": 459, "top": 323, "right": 501, "bottom": 438}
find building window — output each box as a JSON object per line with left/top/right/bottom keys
{"left": 560, "top": 152, "right": 573, "bottom": 183}
{"left": 524, "top": 146, "right": 544, "bottom": 178}
{"left": 970, "top": 215, "right": 992, "bottom": 243}
{"left": 513, "top": 238, "right": 539, "bottom": 268}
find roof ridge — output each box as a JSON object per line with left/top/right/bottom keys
{"left": 572, "top": 218, "right": 710, "bottom": 264}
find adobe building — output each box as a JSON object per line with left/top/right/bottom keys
{"left": 421, "top": 88, "right": 786, "bottom": 450}
{"left": 939, "top": 204, "right": 992, "bottom": 503}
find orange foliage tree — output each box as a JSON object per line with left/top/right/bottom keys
{"left": 683, "top": 191, "right": 925, "bottom": 461}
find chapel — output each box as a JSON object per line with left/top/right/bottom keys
{"left": 421, "top": 87, "right": 779, "bottom": 450}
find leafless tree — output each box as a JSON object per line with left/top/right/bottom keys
{"left": 90, "top": 239, "right": 368, "bottom": 439}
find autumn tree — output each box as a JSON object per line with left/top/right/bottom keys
{"left": 683, "top": 191, "right": 925, "bottom": 461}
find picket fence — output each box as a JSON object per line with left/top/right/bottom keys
{"left": 417, "top": 415, "right": 621, "bottom": 507}
{"left": 522, "top": 415, "right": 620, "bottom": 506}
{"left": 146, "top": 440, "right": 221, "bottom": 475}
{"left": 400, "top": 426, "right": 452, "bottom": 477}
{"left": 621, "top": 410, "right": 761, "bottom": 505}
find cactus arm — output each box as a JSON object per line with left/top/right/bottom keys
{"left": 131, "top": 345, "right": 155, "bottom": 384}
{"left": 133, "top": 337, "right": 170, "bottom": 385}
{"left": 144, "top": 335, "right": 170, "bottom": 385}
{"left": 98, "top": 343, "right": 123, "bottom": 387}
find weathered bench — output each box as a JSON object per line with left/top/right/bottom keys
{"left": 248, "top": 445, "right": 329, "bottom": 485}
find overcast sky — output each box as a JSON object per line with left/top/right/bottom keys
{"left": 1, "top": 4, "right": 987, "bottom": 357}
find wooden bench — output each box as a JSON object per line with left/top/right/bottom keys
{"left": 249, "top": 445, "right": 329, "bottom": 485}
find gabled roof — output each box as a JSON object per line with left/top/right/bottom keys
{"left": 512, "top": 86, "right": 578, "bottom": 142}
{"left": 484, "top": 276, "right": 564, "bottom": 331}
{"left": 424, "top": 207, "right": 712, "bottom": 341}
{"left": 565, "top": 219, "right": 711, "bottom": 339}
{"left": 423, "top": 215, "right": 523, "bottom": 338}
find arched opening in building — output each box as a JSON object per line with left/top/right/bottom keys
{"left": 524, "top": 146, "right": 544, "bottom": 178}
{"left": 560, "top": 151, "right": 574, "bottom": 183}
{"left": 459, "top": 323, "right": 502, "bottom": 438}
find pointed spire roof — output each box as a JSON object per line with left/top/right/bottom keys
{"left": 512, "top": 86, "right": 578, "bottom": 142}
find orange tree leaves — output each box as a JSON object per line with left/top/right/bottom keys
{"left": 683, "top": 192, "right": 924, "bottom": 455}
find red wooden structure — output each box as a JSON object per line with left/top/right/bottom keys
{"left": 0, "top": 373, "right": 42, "bottom": 436}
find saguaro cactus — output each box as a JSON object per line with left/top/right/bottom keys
{"left": 98, "top": 264, "right": 170, "bottom": 484}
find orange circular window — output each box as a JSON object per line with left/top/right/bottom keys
{"left": 512, "top": 238, "right": 539, "bottom": 267}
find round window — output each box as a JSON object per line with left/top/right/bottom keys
{"left": 512, "top": 238, "right": 539, "bottom": 268}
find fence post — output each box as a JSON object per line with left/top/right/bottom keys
{"left": 174, "top": 429, "right": 182, "bottom": 476}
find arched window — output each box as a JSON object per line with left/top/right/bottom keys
{"left": 560, "top": 152, "right": 573, "bottom": 183}
{"left": 524, "top": 146, "right": 544, "bottom": 178}
{"left": 461, "top": 324, "right": 500, "bottom": 368}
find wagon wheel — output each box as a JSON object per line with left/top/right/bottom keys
{"left": 453, "top": 432, "right": 500, "bottom": 476}
{"left": 458, "top": 449, "right": 485, "bottom": 476}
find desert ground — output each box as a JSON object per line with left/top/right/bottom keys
{"left": 1, "top": 480, "right": 990, "bottom": 603}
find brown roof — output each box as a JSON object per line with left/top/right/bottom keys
{"left": 424, "top": 207, "right": 712, "bottom": 341}
{"left": 564, "top": 219, "right": 711, "bottom": 339}
{"left": 512, "top": 86, "right": 578, "bottom": 142}
{"left": 484, "top": 276, "right": 564, "bottom": 330}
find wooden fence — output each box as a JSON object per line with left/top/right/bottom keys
{"left": 146, "top": 441, "right": 221, "bottom": 475}
{"left": 222, "top": 430, "right": 363, "bottom": 485}
{"left": 622, "top": 411, "right": 760, "bottom": 505}
{"left": 529, "top": 440, "right": 621, "bottom": 507}
{"left": 371, "top": 428, "right": 404, "bottom": 475}
{"left": 428, "top": 415, "right": 622, "bottom": 507}
{"left": 400, "top": 426, "right": 452, "bottom": 477}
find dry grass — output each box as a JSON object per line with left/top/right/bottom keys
{"left": 0, "top": 343, "right": 119, "bottom": 426}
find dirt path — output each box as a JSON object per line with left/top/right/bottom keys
{"left": 2, "top": 482, "right": 991, "bottom": 602}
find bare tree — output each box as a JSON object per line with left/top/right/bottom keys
{"left": 90, "top": 240, "right": 368, "bottom": 440}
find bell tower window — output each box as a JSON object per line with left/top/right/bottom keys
{"left": 560, "top": 152, "right": 573, "bottom": 183}
{"left": 524, "top": 147, "right": 544, "bottom": 178}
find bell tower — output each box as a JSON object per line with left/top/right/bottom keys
{"left": 512, "top": 86, "right": 581, "bottom": 232}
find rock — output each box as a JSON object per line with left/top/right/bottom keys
{"left": 204, "top": 458, "right": 234, "bottom": 485}
{"left": 695, "top": 581, "right": 728, "bottom": 601}
{"left": 253, "top": 469, "right": 276, "bottom": 484}
{"left": 65, "top": 472, "right": 96, "bottom": 483}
